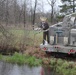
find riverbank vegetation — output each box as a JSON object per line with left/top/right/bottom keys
{"left": 0, "top": 53, "right": 76, "bottom": 75}
{"left": 50, "top": 58, "right": 76, "bottom": 75}
{"left": 0, "top": 53, "right": 42, "bottom": 66}
{"left": 6, "top": 53, "right": 42, "bottom": 66}
{"left": 0, "top": 28, "right": 76, "bottom": 75}
{"left": 0, "top": 28, "right": 42, "bottom": 55}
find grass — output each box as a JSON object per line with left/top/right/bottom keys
{"left": 0, "top": 29, "right": 43, "bottom": 43}
{"left": 9, "top": 29, "right": 43, "bottom": 46}
{"left": 4, "top": 52, "right": 42, "bottom": 66}
{"left": 0, "top": 29, "right": 43, "bottom": 55}
{"left": 0, "top": 28, "right": 43, "bottom": 66}
{"left": 0, "top": 54, "right": 2, "bottom": 60}
{"left": 0, "top": 53, "right": 42, "bottom": 67}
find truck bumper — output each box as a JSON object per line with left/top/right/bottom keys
{"left": 40, "top": 44, "right": 76, "bottom": 54}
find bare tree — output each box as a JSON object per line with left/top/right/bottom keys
{"left": 5, "top": 0, "right": 9, "bottom": 26}
{"left": 37, "top": 0, "right": 45, "bottom": 16}
{"left": 29, "top": 0, "right": 33, "bottom": 24}
{"left": 41, "top": 0, "right": 45, "bottom": 16}
{"left": 0, "top": 0, "right": 56, "bottom": 27}
{"left": 0, "top": 0, "right": 5, "bottom": 22}
{"left": 47, "top": 0, "right": 56, "bottom": 23}
{"left": 32, "top": 0, "right": 37, "bottom": 29}
{"left": 23, "top": 0, "right": 26, "bottom": 27}
{"left": 13, "top": 0, "right": 17, "bottom": 26}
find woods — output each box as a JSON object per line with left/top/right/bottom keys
{"left": 0, "top": 1, "right": 76, "bottom": 75}
{"left": 0, "top": 0, "right": 60, "bottom": 27}
{"left": 0, "top": 0, "right": 76, "bottom": 27}
{"left": 60, "top": 0, "right": 76, "bottom": 14}
{"left": 0, "top": 0, "right": 76, "bottom": 54}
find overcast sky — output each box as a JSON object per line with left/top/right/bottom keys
{"left": 43, "top": 0, "right": 62, "bottom": 12}
{"left": 18, "top": 0, "right": 62, "bottom": 12}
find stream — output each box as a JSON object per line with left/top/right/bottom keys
{"left": 0, "top": 61, "right": 58, "bottom": 75}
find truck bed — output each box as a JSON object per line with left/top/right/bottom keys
{"left": 40, "top": 44, "right": 76, "bottom": 54}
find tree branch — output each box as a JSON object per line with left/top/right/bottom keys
{"left": 47, "top": 0, "right": 56, "bottom": 7}
{"left": 47, "top": 0, "right": 52, "bottom": 6}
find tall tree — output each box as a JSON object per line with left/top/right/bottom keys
{"left": 60, "top": 0, "right": 76, "bottom": 14}
{"left": 29, "top": 0, "right": 33, "bottom": 23}
{"left": 47, "top": 0, "right": 56, "bottom": 23}
{"left": 5, "top": 0, "right": 9, "bottom": 26}
{"left": 23, "top": 0, "right": 26, "bottom": 27}
{"left": 0, "top": 0, "right": 5, "bottom": 22}
{"left": 32, "top": 0, "right": 37, "bottom": 28}
{"left": 14, "top": 0, "right": 17, "bottom": 26}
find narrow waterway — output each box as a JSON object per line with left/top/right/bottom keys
{"left": 0, "top": 61, "right": 57, "bottom": 75}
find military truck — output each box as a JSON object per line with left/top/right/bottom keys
{"left": 40, "top": 13, "right": 76, "bottom": 55}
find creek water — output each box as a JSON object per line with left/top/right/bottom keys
{"left": 0, "top": 61, "right": 57, "bottom": 75}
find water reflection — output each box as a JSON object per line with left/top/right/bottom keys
{"left": 0, "top": 61, "right": 57, "bottom": 75}
{"left": 42, "top": 67, "right": 58, "bottom": 75}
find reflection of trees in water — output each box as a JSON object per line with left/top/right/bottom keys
{"left": 42, "top": 67, "right": 58, "bottom": 75}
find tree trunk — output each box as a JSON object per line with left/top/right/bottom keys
{"left": 23, "top": 0, "right": 26, "bottom": 28}
{"left": 6, "top": 0, "right": 9, "bottom": 26}
{"left": 14, "top": 0, "right": 17, "bottom": 26}
{"left": 32, "top": 0, "right": 37, "bottom": 29}
{"left": 73, "top": 0, "right": 75, "bottom": 12}
{"left": 51, "top": 6, "right": 54, "bottom": 23}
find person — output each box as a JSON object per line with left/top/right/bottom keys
{"left": 40, "top": 17, "right": 50, "bottom": 44}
